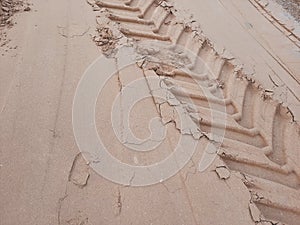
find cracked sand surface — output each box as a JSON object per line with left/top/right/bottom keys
{"left": 0, "top": 0, "right": 300, "bottom": 225}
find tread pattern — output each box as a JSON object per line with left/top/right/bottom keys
{"left": 89, "top": 0, "right": 300, "bottom": 224}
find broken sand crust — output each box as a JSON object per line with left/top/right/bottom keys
{"left": 85, "top": 0, "right": 300, "bottom": 224}
{"left": 0, "top": 0, "right": 299, "bottom": 224}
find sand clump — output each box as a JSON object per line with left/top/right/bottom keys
{"left": 0, "top": 0, "right": 31, "bottom": 52}
{"left": 0, "top": 0, "right": 31, "bottom": 28}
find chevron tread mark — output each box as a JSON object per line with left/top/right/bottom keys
{"left": 89, "top": 1, "right": 300, "bottom": 224}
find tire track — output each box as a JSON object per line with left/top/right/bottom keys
{"left": 88, "top": 0, "right": 300, "bottom": 224}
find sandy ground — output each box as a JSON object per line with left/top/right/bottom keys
{"left": 0, "top": 0, "right": 299, "bottom": 225}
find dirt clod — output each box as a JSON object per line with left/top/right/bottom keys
{"left": 24, "top": 6, "right": 30, "bottom": 11}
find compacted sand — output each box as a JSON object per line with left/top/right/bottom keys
{"left": 0, "top": 0, "right": 299, "bottom": 225}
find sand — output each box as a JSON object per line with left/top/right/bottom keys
{"left": 0, "top": 0, "right": 299, "bottom": 224}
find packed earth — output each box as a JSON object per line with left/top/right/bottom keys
{"left": 1, "top": 0, "right": 299, "bottom": 225}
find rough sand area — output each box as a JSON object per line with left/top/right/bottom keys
{"left": 0, "top": 0, "right": 31, "bottom": 54}
{"left": 0, "top": 0, "right": 299, "bottom": 225}
{"left": 0, "top": 0, "right": 30, "bottom": 26}
{"left": 275, "top": 0, "right": 300, "bottom": 22}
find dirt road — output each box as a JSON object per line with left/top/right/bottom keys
{"left": 1, "top": 0, "right": 299, "bottom": 225}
